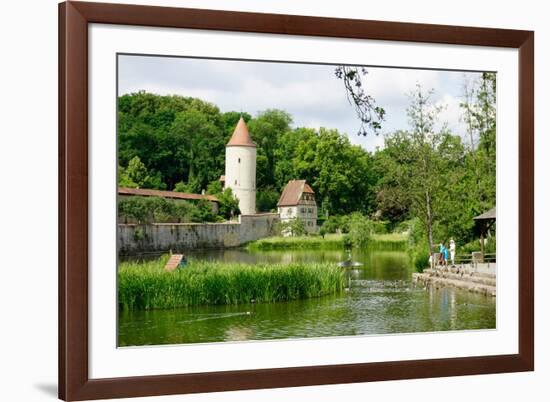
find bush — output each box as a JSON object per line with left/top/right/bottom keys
{"left": 320, "top": 215, "right": 352, "bottom": 234}
{"left": 276, "top": 218, "right": 306, "bottom": 237}
{"left": 371, "top": 220, "right": 390, "bottom": 234}
{"left": 118, "top": 196, "right": 217, "bottom": 224}
{"left": 216, "top": 188, "right": 240, "bottom": 219}
{"left": 459, "top": 236, "right": 496, "bottom": 255}
{"left": 347, "top": 213, "right": 373, "bottom": 248}
{"left": 256, "top": 188, "right": 280, "bottom": 212}
{"left": 321, "top": 215, "right": 341, "bottom": 234}
{"left": 413, "top": 248, "right": 430, "bottom": 272}
{"left": 191, "top": 199, "right": 217, "bottom": 222}
{"left": 342, "top": 234, "right": 352, "bottom": 249}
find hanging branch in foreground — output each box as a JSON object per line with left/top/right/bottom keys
{"left": 335, "top": 66, "right": 386, "bottom": 136}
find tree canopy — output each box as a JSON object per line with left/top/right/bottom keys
{"left": 118, "top": 73, "right": 496, "bottom": 250}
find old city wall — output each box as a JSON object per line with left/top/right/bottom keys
{"left": 118, "top": 213, "right": 279, "bottom": 254}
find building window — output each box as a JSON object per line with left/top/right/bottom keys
{"left": 308, "top": 221, "right": 312, "bottom": 226}
{"left": 234, "top": 180, "right": 237, "bottom": 185}
{"left": 238, "top": 158, "right": 241, "bottom": 163}
{"left": 300, "top": 208, "right": 305, "bottom": 214}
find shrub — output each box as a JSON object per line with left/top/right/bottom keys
{"left": 191, "top": 199, "right": 217, "bottom": 222}
{"left": 118, "top": 196, "right": 216, "bottom": 224}
{"left": 459, "top": 236, "right": 496, "bottom": 255}
{"left": 216, "top": 188, "right": 240, "bottom": 219}
{"left": 347, "top": 213, "right": 373, "bottom": 248}
{"left": 276, "top": 218, "right": 306, "bottom": 237}
{"left": 413, "top": 249, "right": 430, "bottom": 272}
{"left": 371, "top": 220, "right": 390, "bottom": 234}
{"left": 256, "top": 188, "right": 280, "bottom": 212}
{"left": 321, "top": 215, "right": 341, "bottom": 234}
{"left": 342, "top": 234, "right": 352, "bottom": 249}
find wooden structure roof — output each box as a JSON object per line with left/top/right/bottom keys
{"left": 474, "top": 207, "right": 496, "bottom": 221}
{"left": 118, "top": 187, "right": 219, "bottom": 203}
{"left": 277, "top": 180, "right": 314, "bottom": 207}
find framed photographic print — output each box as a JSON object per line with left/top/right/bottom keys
{"left": 59, "top": 1, "right": 534, "bottom": 400}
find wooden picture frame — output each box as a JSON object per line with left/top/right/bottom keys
{"left": 59, "top": 1, "right": 534, "bottom": 400}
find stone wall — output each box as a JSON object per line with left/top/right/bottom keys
{"left": 118, "top": 213, "right": 279, "bottom": 255}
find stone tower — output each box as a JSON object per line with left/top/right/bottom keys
{"left": 224, "top": 117, "right": 257, "bottom": 215}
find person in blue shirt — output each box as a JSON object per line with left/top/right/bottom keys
{"left": 443, "top": 246, "right": 449, "bottom": 266}
{"left": 439, "top": 242, "right": 446, "bottom": 266}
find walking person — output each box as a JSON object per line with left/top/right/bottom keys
{"left": 449, "top": 239, "right": 456, "bottom": 266}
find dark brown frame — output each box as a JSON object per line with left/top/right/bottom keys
{"left": 59, "top": 1, "right": 534, "bottom": 400}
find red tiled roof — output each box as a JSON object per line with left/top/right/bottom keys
{"left": 227, "top": 117, "right": 256, "bottom": 147}
{"left": 118, "top": 187, "right": 219, "bottom": 202}
{"left": 277, "top": 180, "right": 315, "bottom": 207}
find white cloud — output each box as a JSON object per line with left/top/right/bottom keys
{"left": 118, "top": 55, "right": 482, "bottom": 152}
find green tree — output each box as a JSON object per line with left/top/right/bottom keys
{"left": 378, "top": 85, "right": 450, "bottom": 255}
{"left": 459, "top": 72, "right": 496, "bottom": 215}
{"left": 119, "top": 156, "right": 166, "bottom": 190}
{"left": 248, "top": 109, "right": 292, "bottom": 188}
{"left": 347, "top": 213, "right": 373, "bottom": 248}
{"left": 118, "top": 92, "right": 228, "bottom": 190}
{"left": 216, "top": 188, "right": 240, "bottom": 219}
{"left": 256, "top": 187, "right": 280, "bottom": 212}
{"left": 293, "top": 128, "right": 375, "bottom": 215}
{"left": 206, "top": 179, "right": 223, "bottom": 195}
{"left": 277, "top": 218, "right": 306, "bottom": 237}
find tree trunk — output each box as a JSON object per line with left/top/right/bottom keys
{"left": 425, "top": 189, "right": 434, "bottom": 265}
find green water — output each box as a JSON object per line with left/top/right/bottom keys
{"left": 118, "top": 249, "right": 496, "bottom": 346}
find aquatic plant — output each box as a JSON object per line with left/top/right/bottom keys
{"left": 246, "top": 233, "right": 408, "bottom": 251}
{"left": 118, "top": 257, "right": 345, "bottom": 310}
{"left": 246, "top": 234, "right": 344, "bottom": 250}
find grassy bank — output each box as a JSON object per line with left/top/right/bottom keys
{"left": 246, "top": 233, "right": 408, "bottom": 251}
{"left": 368, "top": 233, "right": 409, "bottom": 251}
{"left": 246, "top": 234, "right": 344, "bottom": 250}
{"left": 118, "top": 257, "right": 345, "bottom": 310}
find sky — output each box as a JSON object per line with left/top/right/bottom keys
{"left": 118, "top": 54, "right": 484, "bottom": 152}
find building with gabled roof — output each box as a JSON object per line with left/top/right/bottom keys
{"left": 277, "top": 179, "right": 318, "bottom": 233}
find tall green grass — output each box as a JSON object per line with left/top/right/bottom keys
{"left": 118, "top": 257, "right": 345, "bottom": 310}
{"left": 246, "top": 233, "right": 408, "bottom": 251}
{"left": 368, "top": 233, "right": 408, "bottom": 251}
{"left": 246, "top": 234, "right": 344, "bottom": 251}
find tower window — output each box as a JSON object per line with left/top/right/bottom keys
{"left": 238, "top": 158, "right": 241, "bottom": 163}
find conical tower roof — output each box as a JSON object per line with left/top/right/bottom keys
{"left": 227, "top": 117, "right": 256, "bottom": 147}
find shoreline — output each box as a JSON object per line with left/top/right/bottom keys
{"left": 413, "top": 264, "right": 496, "bottom": 297}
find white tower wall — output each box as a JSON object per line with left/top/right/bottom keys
{"left": 225, "top": 146, "right": 256, "bottom": 215}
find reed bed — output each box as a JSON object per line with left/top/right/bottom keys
{"left": 118, "top": 257, "right": 345, "bottom": 311}
{"left": 246, "top": 233, "right": 408, "bottom": 251}
{"left": 368, "top": 233, "right": 408, "bottom": 251}
{"left": 246, "top": 234, "right": 344, "bottom": 251}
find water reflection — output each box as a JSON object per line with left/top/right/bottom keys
{"left": 118, "top": 248, "right": 496, "bottom": 346}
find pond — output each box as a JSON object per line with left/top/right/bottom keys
{"left": 118, "top": 248, "right": 496, "bottom": 346}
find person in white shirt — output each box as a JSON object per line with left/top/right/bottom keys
{"left": 449, "top": 239, "right": 456, "bottom": 266}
